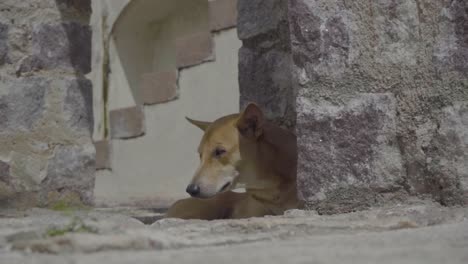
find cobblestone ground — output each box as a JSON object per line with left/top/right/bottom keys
{"left": 0, "top": 200, "right": 467, "bottom": 264}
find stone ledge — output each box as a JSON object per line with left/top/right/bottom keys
{"left": 176, "top": 31, "right": 214, "bottom": 68}
{"left": 141, "top": 70, "right": 178, "bottom": 105}
{"left": 209, "top": 0, "right": 238, "bottom": 32}
{"left": 109, "top": 106, "right": 145, "bottom": 139}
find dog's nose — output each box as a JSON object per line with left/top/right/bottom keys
{"left": 186, "top": 184, "right": 200, "bottom": 196}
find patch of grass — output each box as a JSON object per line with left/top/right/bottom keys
{"left": 46, "top": 217, "right": 97, "bottom": 237}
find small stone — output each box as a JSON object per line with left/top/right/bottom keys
{"left": 109, "top": 106, "right": 145, "bottom": 139}
{"left": 176, "top": 31, "right": 214, "bottom": 68}
{"left": 209, "top": 0, "right": 238, "bottom": 31}
{"left": 433, "top": 0, "right": 468, "bottom": 73}
{"left": 141, "top": 70, "right": 178, "bottom": 105}
{"left": 55, "top": 0, "right": 92, "bottom": 13}
{"left": 94, "top": 140, "right": 111, "bottom": 170}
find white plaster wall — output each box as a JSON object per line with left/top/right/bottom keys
{"left": 90, "top": 0, "right": 211, "bottom": 140}
{"left": 94, "top": 29, "right": 241, "bottom": 206}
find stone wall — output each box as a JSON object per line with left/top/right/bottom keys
{"left": 0, "top": 0, "right": 94, "bottom": 207}
{"left": 238, "top": 0, "right": 295, "bottom": 129}
{"left": 238, "top": 0, "right": 468, "bottom": 213}
{"left": 91, "top": 0, "right": 241, "bottom": 207}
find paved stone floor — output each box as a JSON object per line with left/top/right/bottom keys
{"left": 0, "top": 200, "right": 467, "bottom": 264}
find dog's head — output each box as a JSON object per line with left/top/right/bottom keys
{"left": 185, "top": 103, "right": 264, "bottom": 198}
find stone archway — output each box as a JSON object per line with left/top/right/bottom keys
{"left": 90, "top": 0, "right": 240, "bottom": 207}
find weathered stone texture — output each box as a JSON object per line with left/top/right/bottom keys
{"left": 176, "top": 32, "right": 214, "bottom": 68}
{"left": 10, "top": 152, "right": 48, "bottom": 191}
{"left": 290, "top": 0, "right": 468, "bottom": 209}
{"left": 0, "top": 1, "right": 94, "bottom": 207}
{"left": 56, "top": 0, "right": 92, "bottom": 14}
{"left": 109, "top": 106, "right": 145, "bottom": 139}
{"left": 141, "top": 71, "right": 178, "bottom": 105}
{"left": 433, "top": 0, "right": 468, "bottom": 73}
{"left": 237, "top": 0, "right": 288, "bottom": 40}
{"left": 239, "top": 48, "right": 294, "bottom": 129}
{"left": 209, "top": 0, "right": 237, "bottom": 31}
{"left": 425, "top": 103, "right": 468, "bottom": 205}
{"left": 94, "top": 140, "right": 111, "bottom": 170}
{"left": 29, "top": 22, "right": 91, "bottom": 74}
{"left": 297, "top": 94, "right": 404, "bottom": 213}
{"left": 238, "top": 0, "right": 295, "bottom": 129}
{"left": 42, "top": 145, "right": 95, "bottom": 204}
{"left": 63, "top": 78, "right": 94, "bottom": 136}
{"left": 0, "top": 160, "right": 15, "bottom": 202}
{"left": 239, "top": 0, "right": 468, "bottom": 210}
{"left": 0, "top": 22, "right": 9, "bottom": 65}
{"left": 0, "top": 77, "right": 48, "bottom": 134}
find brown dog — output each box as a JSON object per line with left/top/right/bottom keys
{"left": 165, "top": 103, "right": 299, "bottom": 220}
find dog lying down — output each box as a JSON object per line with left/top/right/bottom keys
{"left": 165, "top": 103, "right": 300, "bottom": 220}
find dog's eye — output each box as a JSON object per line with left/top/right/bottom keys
{"left": 213, "top": 147, "right": 226, "bottom": 158}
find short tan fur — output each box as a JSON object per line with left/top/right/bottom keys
{"left": 165, "top": 103, "right": 300, "bottom": 220}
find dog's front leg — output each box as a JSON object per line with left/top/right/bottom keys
{"left": 164, "top": 191, "right": 246, "bottom": 220}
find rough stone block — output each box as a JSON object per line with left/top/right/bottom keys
{"left": 433, "top": 0, "right": 468, "bottom": 73}
{"left": 426, "top": 102, "right": 468, "bottom": 205}
{"left": 288, "top": 0, "right": 352, "bottom": 77}
{"left": 370, "top": 0, "right": 420, "bottom": 66}
{"left": 176, "top": 31, "right": 214, "bottom": 68}
{"left": 10, "top": 152, "right": 47, "bottom": 191}
{"left": 109, "top": 106, "right": 145, "bottom": 139}
{"left": 297, "top": 93, "right": 404, "bottom": 213}
{"left": 237, "top": 0, "right": 288, "bottom": 40}
{"left": 0, "top": 160, "right": 10, "bottom": 184}
{"left": 209, "top": 0, "right": 237, "bottom": 31}
{"left": 25, "top": 22, "right": 91, "bottom": 74}
{"left": 42, "top": 144, "right": 95, "bottom": 204}
{"left": 0, "top": 22, "right": 8, "bottom": 65}
{"left": 237, "top": 0, "right": 294, "bottom": 130}
{"left": 0, "top": 77, "right": 48, "bottom": 134}
{"left": 94, "top": 140, "right": 111, "bottom": 170}
{"left": 0, "top": 160, "right": 14, "bottom": 198}
{"left": 55, "top": 0, "right": 92, "bottom": 13}
{"left": 0, "top": 180, "right": 15, "bottom": 201}
{"left": 239, "top": 47, "right": 295, "bottom": 129}
{"left": 63, "top": 77, "right": 93, "bottom": 136}
{"left": 141, "top": 70, "right": 178, "bottom": 105}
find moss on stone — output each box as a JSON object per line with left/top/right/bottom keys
{"left": 46, "top": 217, "right": 97, "bottom": 237}
{"left": 47, "top": 190, "right": 90, "bottom": 211}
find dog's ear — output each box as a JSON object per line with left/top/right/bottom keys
{"left": 186, "top": 117, "right": 211, "bottom": 131}
{"left": 236, "top": 103, "right": 264, "bottom": 139}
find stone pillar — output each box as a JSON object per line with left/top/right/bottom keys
{"left": 238, "top": 0, "right": 468, "bottom": 213}
{"left": 237, "top": 0, "right": 295, "bottom": 130}
{"left": 0, "top": 0, "right": 95, "bottom": 207}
